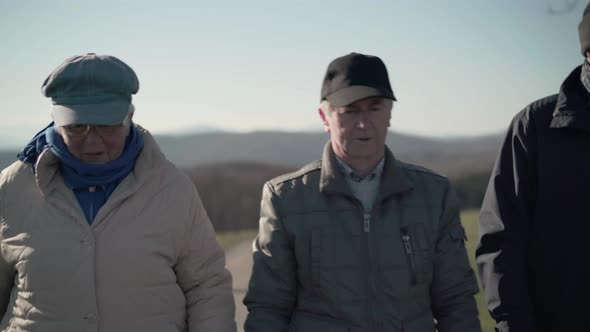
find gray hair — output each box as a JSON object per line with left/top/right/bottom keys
{"left": 124, "top": 104, "right": 134, "bottom": 126}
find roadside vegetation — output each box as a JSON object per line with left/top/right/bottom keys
{"left": 462, "top": 209, "right": 495, "bottom": 332}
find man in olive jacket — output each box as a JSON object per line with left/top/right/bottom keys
{"left": 476, "top": 3, "right": 590, "bottom": 331}
{"left": 244, "top": 53, "right": 480, "bottom": 332}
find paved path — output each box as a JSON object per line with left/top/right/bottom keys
{"left": 226, "top": 239, "right": 254, "bottom": 332}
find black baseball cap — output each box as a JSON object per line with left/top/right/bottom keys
{"left": 321, "top": 52, "right": 396, "bottom": 107}
{"left": 42, "top": 53, "right": 139, "bottom": 126}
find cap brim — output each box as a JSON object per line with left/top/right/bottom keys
{"left": 325, "top": 86, "right": 396, "bottom": 107}
{"left": 51, "top": 101, "right": 130, "bottom": 126}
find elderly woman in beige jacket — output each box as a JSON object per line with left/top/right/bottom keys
{"left": 0, "top": 54, "right": 236, "bottom": 332}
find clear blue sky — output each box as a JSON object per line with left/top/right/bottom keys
{"left": 0, "top": 0, "right": 585, "bottom": 148}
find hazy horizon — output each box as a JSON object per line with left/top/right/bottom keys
{"left": 0, "top": 123, "right": 506, "bottom": 150}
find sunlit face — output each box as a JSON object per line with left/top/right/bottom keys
{"left": 58, "top": 113, "right": 133, "bottom": 164}
{"left": 319, "top": 97, "right": 392, "bottom": 164}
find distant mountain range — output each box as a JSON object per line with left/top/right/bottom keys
{"left": 0, "top": 130, "right": 504, "bottom": 179}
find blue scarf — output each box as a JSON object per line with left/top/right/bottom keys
{"left": 45, "top": 125, "right": 144, "bottom": 190}
{"left": 17, "top": 123, "right": 54, "bottom": 169}
{"left": 18, "top": 123, "right": 144, "bottom": 223}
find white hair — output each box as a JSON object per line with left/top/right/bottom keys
{"left": 123, "top": 104, "right": 135, "bottom": 127}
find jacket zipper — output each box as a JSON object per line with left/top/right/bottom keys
{"left": 359, "top": 208, "right": 378, "bottom": 331}
{"left": 401, "top": 227, "right": 417, "bottom": 285}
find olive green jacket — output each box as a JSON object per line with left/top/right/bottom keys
{"left": 244, "top": 143, "right": 480, "bottom": 332}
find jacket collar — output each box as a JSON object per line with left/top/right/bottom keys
{"left": 35, "top": 147, "right": 62, "bottom": 197}
{"left": 319, "top": 141, "right": 413, "bottom": 201}
{"left": 550, "top": 65, "right": 590, "bottom": 131}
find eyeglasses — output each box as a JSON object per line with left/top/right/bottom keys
{"left": 60, "top": 123, "right": 126, "bottom": 137}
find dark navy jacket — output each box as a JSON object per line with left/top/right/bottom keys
{"left": 476, "top": 65, "right": 590, "bottom": 332}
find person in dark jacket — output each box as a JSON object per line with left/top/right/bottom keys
{"left": 243, "top": 52, "right": 481, "bottom": 332}
{"left": 476, "top": 3, "right": 590, "bottom": 331}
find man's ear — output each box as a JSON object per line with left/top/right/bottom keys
{"left": 318, "top": 108, "right": 330, "bottom": 133}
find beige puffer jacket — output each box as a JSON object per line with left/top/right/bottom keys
{"left": 0, "top": 126, "right": 236, "bottom": 332}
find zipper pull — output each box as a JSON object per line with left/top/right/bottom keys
{"left": 401, "top": 227, "right": 417, "bottom": 285}
{"left": 401, "top": 229, "right": 413, "bottom": 254}
{"left": 363, "top": 213, "right": 371, "bottom": 232}
{"left": 88, "top": 186, "right": 96, "bottom": 193}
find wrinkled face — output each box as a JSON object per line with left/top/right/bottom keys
{"left": 58, "top": 113, "right": 133, "bottom": 164}
{"left": 319, "top": 97, "right": 392, "bottom": 163}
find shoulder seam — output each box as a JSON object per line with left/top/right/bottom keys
{"left": 269, "top": 160, "right": 321, "bottom": 185}
{"left": 526, "top": 94, "right": 557, "bottom": 113}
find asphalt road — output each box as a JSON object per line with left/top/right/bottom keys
{"left": 226, "top": 239, "right": 253, "bottom": 332}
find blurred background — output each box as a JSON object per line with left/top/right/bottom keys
{"left": 1, "top": 0, "right": 585, "bottom": 330}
